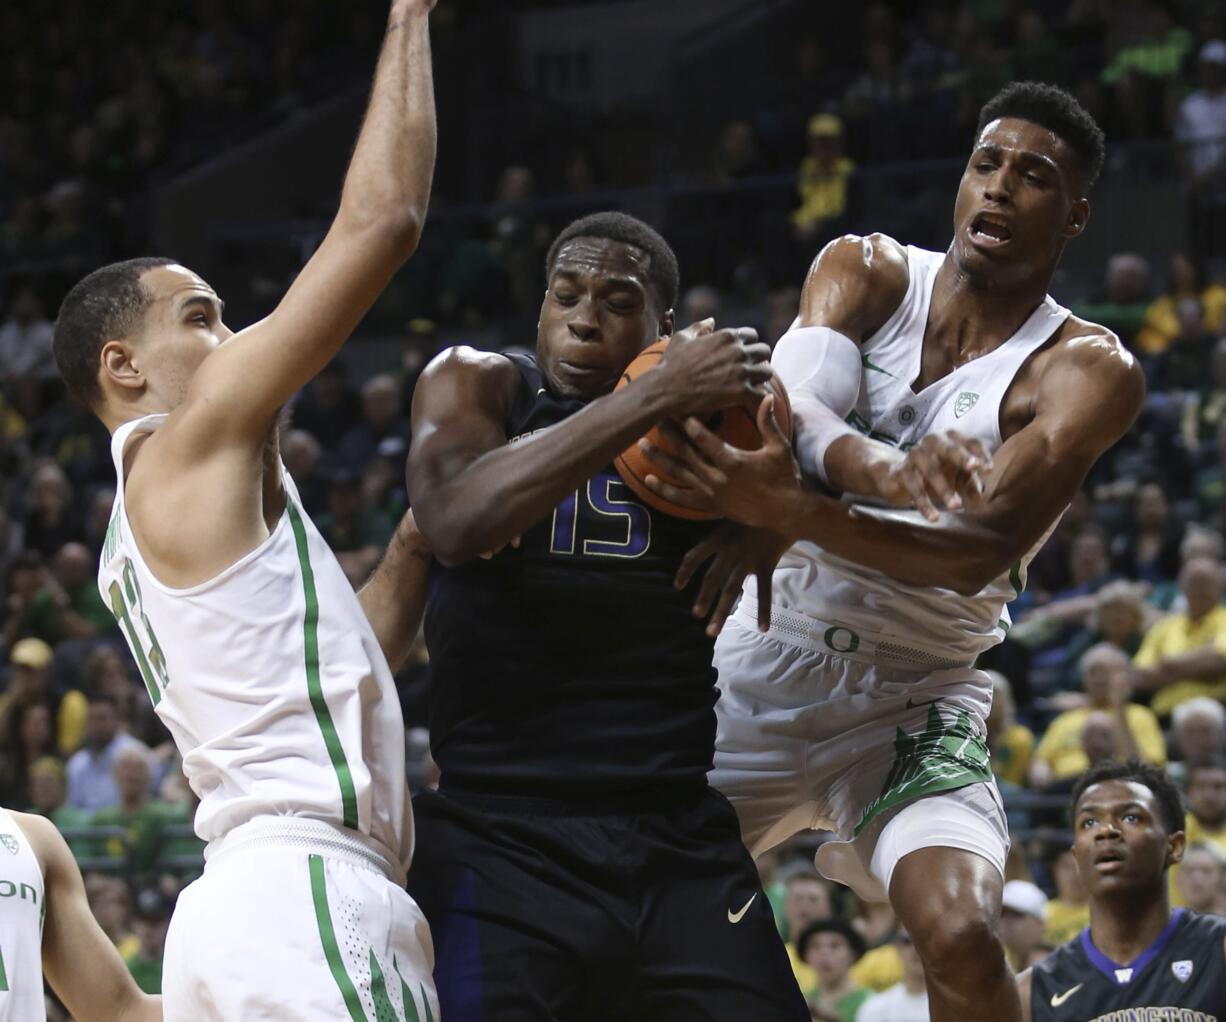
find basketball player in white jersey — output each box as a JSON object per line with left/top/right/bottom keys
{"left": 49, "top": 2, "right": 439, "bottom": 1019}
{"left": 641, "top": 83, "right": 1144, "bottom": 1021}
{"left": 0, "top": 805, "right": 160, "bottom": 1021}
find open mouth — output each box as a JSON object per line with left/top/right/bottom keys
{"left": 969, "top": 213, "right": 1013, "bottom": 247}
{"left": 1094, "top": 848, "right": 1126, "bottom": 872}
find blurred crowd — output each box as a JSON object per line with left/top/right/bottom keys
{"left": 6, "top": 1, "right": 1226, "bottom": 1020}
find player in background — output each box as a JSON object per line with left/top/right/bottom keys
{"left": 0, "top": 805, "right": 161, "bottom": 1022}
{"left": 1019, "top": 760, "right": 1226, "bottom": 1020}
{"left": 50, "top": 1, "right": 439, "bottom": 1018}
{"left": 640, "top": 83, "right": 1144, "bottom": 1022}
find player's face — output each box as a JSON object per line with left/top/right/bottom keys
{"left": 537, "top": 237, "right": 672, "bottom": 400}
{"left": 951, "top": 117, "right": 1089, "bottom": 286}
{"left": 1072, "top": 780, "right": 1184, "bottom": 898}
{"left": 121, "top": 264, "right": 233, "bottom": 411}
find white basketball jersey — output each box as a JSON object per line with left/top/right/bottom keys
{"left": 97, "top": 415, "right": 412, "bottom": 874}
{"left": 0, "top": 809, "right": 46, "bottom": 1022}
{"left": 754, "top": 243, "right": 1068, "bottom": 666}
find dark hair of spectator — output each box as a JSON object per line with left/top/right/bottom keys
{"left": 88, "top": 692, "right": 121, "bottom": 712}
{"left": 795, "top": 917, "right": 868, "bottom": 961}
{"left": 544, "top": 212, "right": 680, "bottom": 313}
{"left": 976, "top": 82, "right": 1106, "bottom": 190}
{"left": 5, "top": 551, "right": 43, "bottom": 588}
{"left": 1070, "top": 759, "right": 1186, "bottom": 835}
{"left": 53, "top": 257, "right": 177, "bottom": 410}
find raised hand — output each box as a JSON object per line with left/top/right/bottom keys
{"left": 867, "top": 429, "right": 992, "bottom": 521}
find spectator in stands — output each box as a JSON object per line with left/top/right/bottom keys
{"left": 1174, "top": 842, "right": 1226, "bottom": 915}
{"left": 782, "top": 869, "right": 834, "bottom": 993}
{"left": 313, "top": 468, "right": 393, "bottom": 588}
{"left": 985, "top": 670, "right": 1034, "bottom": 789}
{"left": 65, "top": 693, "right": 153, "bottom": 812}
{"left": 1030, "top": 644, "right": 1165, "bottom": 789}
{"left": 0, "top": 699, "right": 57, "bottom": 806}
{"left": 1101, "top": 0, "right": 1193, "bottom": 141}
{"left": 1182, "top": 338, "right": 1226, "bottom": 455}
{"left": 1194, "top": 418, "right": 1226, "bottom": 529}
{"left": 85, "top": 873, "right": 138, "bottom": 960}
{"left": 27, "top": 756, "right": 89, "bottom": 854}
{"left": 1110, "top": 481, "right": 1183, "bottom": 585}
{"left": 16, "top": 541, "right": 117, "bottom": 644}
{"left": 1136, "top": 252, "right": 1226, "bottom": 355}
{"left": 290, "top": 360, "right": 361, "bottom": 448}
{"left": 337, "top": 373, "right": 412, "bottom": 474}
{"left": 842, "top": 38, "right": 913, "bottom": 164}
{"left": 855, "top": 929, "right": 928, "bottom": 1022}
{"left": 1177, "top": 40, "right": 1226, "bottom": 193}
{"left": 0, "top": 636, "right": 86, "bottom": 755}
{"left": 1070, "top": 252, "right": 1151, "bottom": 348}
{"left": 1056, "top": 580, "right": 1148, "bottom": 695}
{"left": 89, "top": 747, "right": 165, "bottom": 876}
{"left": 710, "top": 120, "right": 766, "bottom": 184}
{"left": 1184, "top": 758, "right": 1226, "bottom": 857}
{"left": 83, "top": 486, "right": 116, "bottom": 556}
{"left": 22, "top": 463, "right": 82, "bottom": 559}
{"left": 791, "top": 114, "right": 855, "bottom": 247}
{"left": 3, "top": 551, "right": 47, "bottom": 648}
{"left": 999, "top": 880, "right": 1049, "bottom": 972}
{"left": 84, "top": 646, "right": 164, "bottom": 752}
{"left": 280, "top": 428, "right": 328, "bottom": 517}
{"left": 0, "top": 283, "right": 55, "bottom": 382}
{"left": 1043, "top": 848, "right": 1090, "bottom": 946}
{"left": 489, "top": 164, "right": 551, "bottom": 312}
{"left": 125, "top": 886, "right": 171, "bottom": 995}
{"left": 1133, "top": 555, "right": 1226, "bottom": 717}
{"left": 796, "top": 918, "right": 870, "bottom": 1020}
{"left": 680, "top": 285, "right": 721, "bottom": 327}
{"left": 1168, "top": 696, "right": 1226, "bottom": 788}
{"left": 1149, "top": 525, "right": 1223, "bottom": 610}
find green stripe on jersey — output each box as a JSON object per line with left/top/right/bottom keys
{"left": 309, "top": 854, "right": 367, "bottom": 1022}
{"left": 288, "top": 502, "right": 359, "bottom": 830}
{"left": 369, "top": 950, "right": 400, "bottom": 1022}
{"left": 1008, "top": 561, "right": 1023, "bottom": 598}
{"left": 395, "top": 957, "right": 420, "bottom": 1022}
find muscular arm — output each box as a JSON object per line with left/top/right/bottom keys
{"left": 21, "top": 814, "right": 161, "bottom": 1022}
{"left": 129, "top": 1, "right": 437, "bottom": 585}
{"left": 408, "top": 349, "right": 681, "bottom": 567}
{"left": 357, "top": 509, "right": 432, "bottom": 672}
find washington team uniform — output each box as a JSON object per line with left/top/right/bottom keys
{"left": 713, "top": 242, "right": 1068, "bottom": 899}
{"left": 99, "top": 415, "right": 436, "bottom": 1022}
{"left": 408, "top": 354, "right": 808, "bottom": 1021}
{"left": 1029, "top": 909, "right": 1226, "bottom": 1020}
{"left": 0, "top": 809, "right": 45, "bottom": 1022}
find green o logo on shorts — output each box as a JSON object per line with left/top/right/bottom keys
{"left": 823, "top": 626, "right": 860, "bottom": 654}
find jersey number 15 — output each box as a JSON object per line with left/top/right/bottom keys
{"left": 108, "top": 558, "right": 171, "bottom": 707}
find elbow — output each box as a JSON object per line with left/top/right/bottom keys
{"left": 948, "top": 538, "right": 1018, "bottom": 597}
{"left": 415, "top": 511, "right": 480, "bottom": 568}
{"left": 337, "top": 207, "right": 423, "bottom": 259}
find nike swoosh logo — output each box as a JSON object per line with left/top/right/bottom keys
{"left": 905, "top": 696, "right": 941, "bottom": 709}
{"left": 1050, "top": 983, "right": 1082, "bottom": 1007}
{"left": 861, "top": 353, "right": 894, "bottom": 376}
{"left": 727, "top": 893, "right": 756, "bottom": 924}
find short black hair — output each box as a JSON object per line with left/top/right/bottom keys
{"left": 53, "top": 257, "right": 177, "bottom": 410}
{"left": 795, "top": 917, "right": 867, "bottom": 962}
{"left": 976, "top": 81, "right": 1106, "bottom": 190}
{"left": 1070, "top": 760, "right": 1186, "bottom": 835}
{"left": 544, "top": 211, "right": 680, "bottom": 313}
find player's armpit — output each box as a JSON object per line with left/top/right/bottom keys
{"left": 26, "top": 814, "right": 160, "bottom": 1022}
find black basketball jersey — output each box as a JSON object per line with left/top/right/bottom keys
{"left": 1030, "top": 909, "right": 1226, "bottom": 1021}
{"left": 424, "top": 353, "right": 719, "bottom": 801}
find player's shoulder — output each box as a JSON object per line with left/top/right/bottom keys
{"left": 1180, "top": 907, "right": 1226, "bottom": 938}
{"left": 4, "top": 810, "right": 65, "bottom": 870}
{"left": 1044, "top": 315, "right": 1145, "bottom": 404}
{"left": 801, "top": 233, "right": 910, "bottom": 335}
{"left": 413, "top": 345, "right": 520, "bottom": 412}
{"left": 808, "top": 232, "right": 909, "bottom": 289}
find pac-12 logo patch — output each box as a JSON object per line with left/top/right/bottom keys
{"left": 954, "top": 391, "right": 979, "bottom": 418}
{"left": 1172, "top": 960, "right": 1194, "bottom": 982}
{"left": 0, "top": 834, "right": 18, "bottom": 855}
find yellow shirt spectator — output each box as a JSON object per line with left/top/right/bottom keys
{"left": 792, "top": 114, "right": 854, "bottom": 234}
{"left": 849, "top": 943, "right": 903, "bottom": 992}
{"left": 1044, "top": 898, "right": 1090, "bottom": 946}
{"left": 1133, "top": 604, "right": 1226, "bottom": 718}
{"left": 992, "top": 723, "right": 1035, "bottom": 787}
{"left": 1033, "top": 704, "right": 1166, "bottom": 781}
{"left": 1136, "top": 284, "right": 1226, "bottom": 354}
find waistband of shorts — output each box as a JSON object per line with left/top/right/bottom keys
{"left": 735, "top": 597, "right": 973, "bottom": 671}
{"left": 435, "top": 777, "right": 709, "bottom": 816}
{"left": 204, "top": 816, "right": 405, "bottom": 886}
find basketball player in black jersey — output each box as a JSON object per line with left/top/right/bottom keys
{"left": 1020, "top": 760, "right": 1226, "bottom": 1021}
{"left": 405, "top": 211, "right": 809, "bottom": 1020}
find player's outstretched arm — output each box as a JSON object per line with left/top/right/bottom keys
{"left": 408, "top": 324, "right": 770, "bottom": 566}
{"left": 19, "top": 813, "right": 162, "bottom": 1022}
{"left": 652, "top": 330, "right": 1144, "bottom": 596}
{"left": 357, "top": 509, "right": 432, "bottom": 672}
{"left": 181, "top": 1, "right": 437, "bottom": 442}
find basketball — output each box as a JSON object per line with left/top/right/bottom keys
{"left": 613, "top": 338, "right": 793, "bottom": 520}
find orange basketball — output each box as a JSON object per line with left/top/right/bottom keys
{"left": 613, "top": 338, "right": 793, "bottom": 520}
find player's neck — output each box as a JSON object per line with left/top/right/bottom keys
{"left": 1088, "top": 887, "right": 1173, "bottom": 964}
{"left": 929, "top": 256, "right": 1052, "bottom": 358}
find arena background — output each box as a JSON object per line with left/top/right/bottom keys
{"left": 3, "top": 0, "right": 1226, "bottom": 1017}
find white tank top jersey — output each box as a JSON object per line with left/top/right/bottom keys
{"left": 0, "top": 808, "right": 46, "bottom": 1022}
{"left": 97, "top": 415, "right": 412, "bottom": 875}
{"left": 751, "top": 243, "right": 1070, "bottom": 668}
